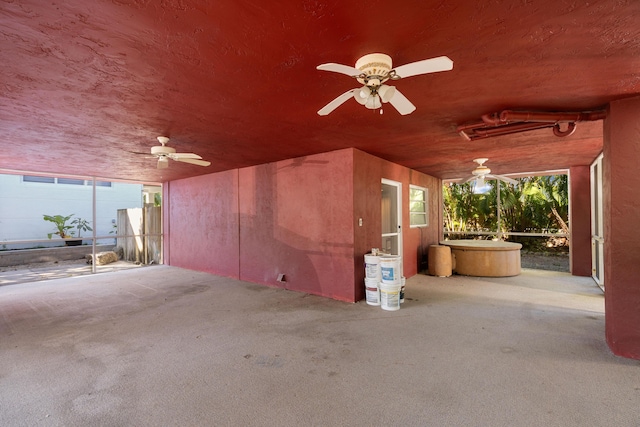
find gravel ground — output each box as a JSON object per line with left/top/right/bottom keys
{"left": 520, "top": 251, "right": 569, "bottom": 272}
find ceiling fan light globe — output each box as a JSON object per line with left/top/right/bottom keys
{"left": 359, "top": 87, "right": 370, "bottom": 99}
{"left": 365, "top": 95, "right": 381, "bottom": 110}
{"left": 354, "top": 92, "right": 368, "bottom": 105}
{"left": 157, "top": 157, "right": 169, "bottom": 169}
{"left": 374, "top": 95, "right": 381, "bottom": 109}
{"left": 378, "top": 85, "right": 396, "bottom": 103}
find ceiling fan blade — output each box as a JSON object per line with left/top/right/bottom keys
{"left": 157, "top": 158, "right": 168, "bottom": 169}
{"left": 388, "top": 89, "right": 416, "bottom": 115}
{"left": 392, "top": 56, "right": 454, "bottom": 79}
{"left": 462, "top": 175, "right": 478, "bottom": 183}
{"left": 317, "top": 63, "right": 362, "bottom": 77}
{"left": 170, "top": 152, "right": 202, "bottom": 160}
{"left": 317, "top": 89, "right": 358, "bottom": 116}
{"left": 175, "top": 157, "right": 211, "bottom": 167}
{"left": 486, "top": 174, "right": 518, "bottom": 185}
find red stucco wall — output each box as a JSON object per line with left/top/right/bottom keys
{"left": 165, "top": 148, "right": 441, "bottom": 302}
{"left": 603, "top": 97, "right": 640, "bottom": 360}
{"left": 569, "top": 166, "right": 592, "bottom": 276}
{"left": 165, "top": 171, "right": 240, "bottom": 278}
{"left": 353, "top": 149, "right": 442, "bottom": 299}
{"left": 238, "top": 150, "right": 356, "bottom": 302}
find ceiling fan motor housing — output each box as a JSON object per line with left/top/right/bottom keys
{"left": 151, "top": 145, "right": 176, "bottom": 156}
{"left": 355, "top": 53, "right": 392, "bottom": 86}
{"left": 472, "top": 158, "right": 490, "bottom": 175}
{"left": 473, "top": 166, "right": 491, "bottom": 175}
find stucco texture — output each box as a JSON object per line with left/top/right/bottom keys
{"left": 166, "top": 171, "right": 240, "bottom": 278}
{"left": 166, "top": 148, "right": 441, "bottom": 302}
{"left": 603, "top": 97, "right": 640, "bottom": 359}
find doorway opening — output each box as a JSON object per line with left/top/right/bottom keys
{"left": 381, "top": 179, "right": 402, "bottom": 260}
{"left": 590, "top": 154, "right": 604, "bottom": 290}
{"left": 0, "top": 171, "right": 162, "bottom": 286}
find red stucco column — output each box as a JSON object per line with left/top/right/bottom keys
{"left": 569, "top": 166, "right": 591, "bottom": 276}
{"left": 603, "top": 96, "right": 640, "bottom": 360}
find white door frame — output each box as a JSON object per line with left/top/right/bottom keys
{"left": 590, "top": 153, "right": 604, "bottom": 290}
{"left": 381, "top": 178, "right": 403, "bottom": 261}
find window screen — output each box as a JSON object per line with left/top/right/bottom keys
{"left": 409, "top": 185, "right": 428, "bottom": 227}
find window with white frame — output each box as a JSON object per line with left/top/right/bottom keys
{"left": 22, "top": 175, "right": 55, "bottom": 184}
{"left": 57, "top": 177, "right": 84, "bottom": 185}
{"left": 22, "top": 176, "right": 112, "bottom": 187}
{"left": 409, "top": 185, "right": 428, "bottom": 227}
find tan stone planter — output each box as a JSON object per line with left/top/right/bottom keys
{"left": 440, "top": 240, "right": 522, "bottom": 277}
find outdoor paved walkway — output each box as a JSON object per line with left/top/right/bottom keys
{"left": 0, "top": 260, "right": 148, "bottom": 287}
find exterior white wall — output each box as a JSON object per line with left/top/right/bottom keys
{"left": 0, "top": 174, "right": 144, "bottom": 248}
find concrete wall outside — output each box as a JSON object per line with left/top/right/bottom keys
{"left": 0, "top": 173, "right": 143, "bottom": 246}
{"left": 0, "top": 244, "right": 115, "bottom": 267}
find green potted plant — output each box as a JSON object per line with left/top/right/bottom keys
{"left": 43, "top": 214, "right": 75, "bottom": 242}
{"left": 71, "top": 217, "right": 92, "bottom": 243}
{"left": 43, "top": 214, "right": 92, "bottom": 246}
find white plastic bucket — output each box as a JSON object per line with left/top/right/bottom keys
{"left": 364, "top": 278, "right": 380, "bottom": 306}
{"left": 380, "top": 256, "right": 401, "bottom": 284}
{"left": 364, "top": 254, "right": 381, "bottom": 280}
{"left": 380, "top": 282, "right": 401, "bottom": 311}
{"left": 400, "top": 276, "right": 406, "bottom": 304}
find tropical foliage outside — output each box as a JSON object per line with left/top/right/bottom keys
{"left": 443, "top": 175, "right": 569, "bottom": 252}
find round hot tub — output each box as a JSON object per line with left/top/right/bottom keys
{"left": 440, "top": 239, "right": 522, "bottom": 277}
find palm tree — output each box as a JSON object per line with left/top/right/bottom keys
{"left": 444, "top": 175, "right": 569, "bottom": 248}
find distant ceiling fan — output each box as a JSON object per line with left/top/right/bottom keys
{"left": 150, "top": 136, "right": 210, "bottom": 169}
{"left": 316, "top": 53, "right": 453, "bottom": 116}
{"left": 459, "top": 158, "right": 518, "bottom": 186}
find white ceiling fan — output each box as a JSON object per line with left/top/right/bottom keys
{"left": 459, "top": 158, "right": 518, "bottom": 186}
{"left": 316, "top": 53, "right": 453, "bottom": 116}
{"left": 150, "top": 136, "right": 211, "bottom": 169}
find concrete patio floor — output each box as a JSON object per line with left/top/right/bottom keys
{"left": 0, "top": 265, "right": 637, "bottom": 426}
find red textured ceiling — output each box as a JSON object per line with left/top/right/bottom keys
{"left": 2, "top": 0, "right": 639, "bottom": 183}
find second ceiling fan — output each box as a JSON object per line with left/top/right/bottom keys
{"left": 316, "top": 53, "right": 453, "bottom": 116}
{"left": 150, "top": 137, "right": 211, "bottom": 169}
{"left": 459, "top": 158, "right": 518, "bottom": 186}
